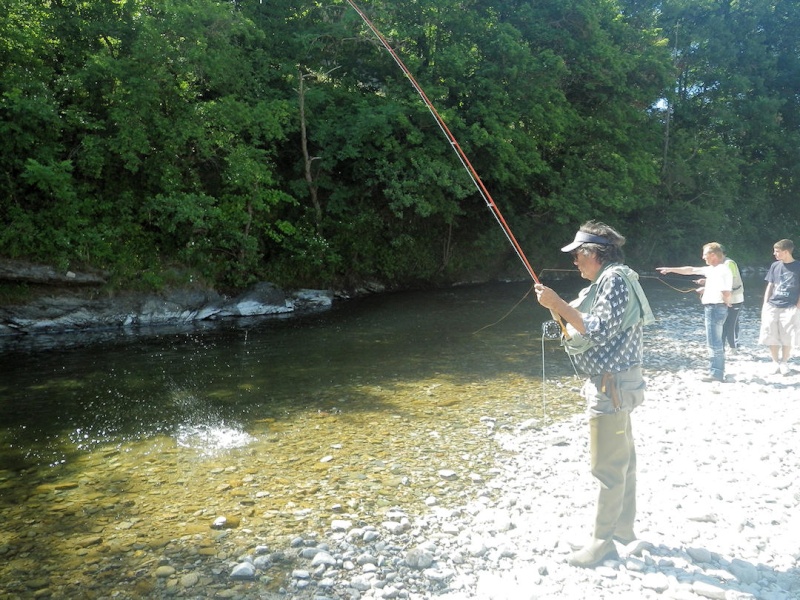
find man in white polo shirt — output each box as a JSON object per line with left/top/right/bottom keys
{"left": 657, "top": 242, "right": 733, "bottom": 382}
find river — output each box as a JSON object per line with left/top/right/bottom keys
{"left": 0, "top": 276, "right": 765, "bottom": 598}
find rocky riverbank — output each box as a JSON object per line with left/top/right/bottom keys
{"left": 0, "top": 282, "right": 337, "bottom": 337}
{"left": 131, "top": 305, "right": 799, "bottom": 599}
{"left": 0, "top": 258, "right": 358, "bottom": 344}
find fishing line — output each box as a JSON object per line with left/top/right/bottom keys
{"left": 471, "top": 269, "right": 572, "bottom": 333}
{"left": 540, "top": 320, "right": 579, "bottom": 422}
{"left": 345, "top": 0, "right": 540, "bottom": 284}
{"left": 542, "top": 268, "right": 699, "bottom": 294}
{"left": 471, "top": 284, "right": 535, "bottom": 335}
{"left": 541, "top": 331, "right": 548, "bottom": 422}
{"left": 639, "top": 275, "right": 697, "bottom": 294}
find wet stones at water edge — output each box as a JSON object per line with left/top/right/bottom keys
{"left": 0, "top": 280, "right": 335, "bottom": 337}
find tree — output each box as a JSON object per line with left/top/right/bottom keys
{"left": 643, "top": 0, "right": 800, "bottom": 263}
{"left": 5, "top": 0, "right": 796, "bottom": 291}
{"left": 1, "top": 0, "right": 297, "bottom": 287}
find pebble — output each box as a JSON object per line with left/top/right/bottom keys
{"left": 154, "top": 565, "right": 175, "bottom": 578}
{"left": 229, "top": 562, "right": 255, "bottom": 580}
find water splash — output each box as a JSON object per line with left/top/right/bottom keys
{"left": 175, "top": 422, "right": 254, "bottom": 455}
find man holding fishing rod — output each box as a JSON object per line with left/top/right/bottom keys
{"left": 534, "top": 221, "right": 654, "bottom": 569}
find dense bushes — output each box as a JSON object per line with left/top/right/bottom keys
{"left": 1, "top": 0, "right": 798, "bottom": 292}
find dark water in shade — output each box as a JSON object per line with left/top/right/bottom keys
{"left": 0, "top": 275, "right": 767, "bottom": 597}
{"left": 0, "top": 281, "right": 570, "bottom": 469}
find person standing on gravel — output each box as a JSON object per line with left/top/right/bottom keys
{"left": 684, "top": 248, "right": 744, "bottom": 350}
{"left": 534, "top": 221, "right": 654, "bottom": 569}
{"left": 657, "top": 242, "right": 733, "bottom": 382}
{"left": 721, "top": 250, "right": 745, "bottom": 351}
{"left": 759, "top": 239, "right": 800, "bottom": 375}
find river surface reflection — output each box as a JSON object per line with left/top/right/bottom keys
{"left": 0, "top": 276, "right": 764, "bottom": 598}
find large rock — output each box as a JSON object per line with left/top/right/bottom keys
{"left": 217, "top": 282, "right": 291, "bottom": 317}
{"left": 0, "top": 282, "right": 333, "bottom": 338}
{"left": 0, "top": 259, "right": 107, "bottom": 285}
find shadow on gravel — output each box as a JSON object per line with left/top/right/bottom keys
{"left": 631, "top": 543, "right": 800, "bottom": 599}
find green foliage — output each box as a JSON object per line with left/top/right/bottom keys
{"left": 633, "top": 0, "right": 800, "bottom": 265}
{"left": 1, "top": 0, "right": 798, "bottom": 294}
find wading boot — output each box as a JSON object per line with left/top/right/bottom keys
{"left": 568, "top": 411, "right": 631, "bottom": 568}
{"left": 567, "top": 538, "right": 619, "bottom": 568}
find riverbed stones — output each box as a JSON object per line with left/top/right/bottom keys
{"left": 405, "top": 546, "right": 435, "bottom": 569}
{"left": 180, "top": 571, "right": 199, "bottom": 587}
{"left": 230, "top": 561, "right": 256, "bottom": 580}
{"left": 331, "top": 519, "right": 352, "bottom": 532}
{"left": 311, "top": 551, "right": 337, "bottom": 567}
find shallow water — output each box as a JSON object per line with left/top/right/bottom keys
{"left": 0, "top": 275, "right": 766, "bottom": 598}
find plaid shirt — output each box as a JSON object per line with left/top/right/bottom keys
{"left": 572, "top": 272, "right": 644, "bottom": 376}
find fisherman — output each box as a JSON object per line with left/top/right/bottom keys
{"left": 534, "top": 220, "right": 654, "bottom": 568}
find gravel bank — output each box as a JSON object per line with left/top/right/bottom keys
{"left": 166, "top": 304, "right": 800, "bottom": 600}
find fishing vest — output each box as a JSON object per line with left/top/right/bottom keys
{"left": 726, "top": 258, "right": 744, "bottom": 304}
{"left": 563, "top": 263, "right": 655, "bottom": 356}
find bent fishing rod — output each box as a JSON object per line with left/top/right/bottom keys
{"left": 345, "top": 0, "right": 540, "bottom": 285}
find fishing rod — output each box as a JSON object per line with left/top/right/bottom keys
{"left": 344, "top": 0, "right": 541, "bottom": 285}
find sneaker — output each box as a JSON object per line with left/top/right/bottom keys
{"left": 779, "top": 362, "right": 790, "bottom": 375}
{"left": 701, "top": 374, "right": 724, "bottom": 382}
{"left": 771, "top": 363, "right": 782, "bottom": 375}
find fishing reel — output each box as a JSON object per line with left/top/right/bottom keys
{"left": 541, "top": 319, "right": 563, "bottom": 340}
